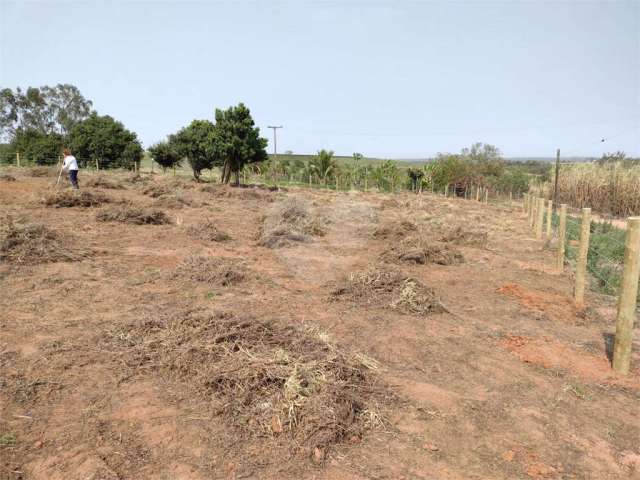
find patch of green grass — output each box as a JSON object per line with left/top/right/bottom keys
{"left": 0, "top": 433, "right": 16, "bottom": 447}
{"left": 552, "top": 211, "right": 626, "bottom": 296}
{"left": 204, "top": 291, "right": 217, "bottom": 300}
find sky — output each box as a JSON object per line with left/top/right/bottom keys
{"left": 1, "top": 0, "right": 639, "bottom": 158}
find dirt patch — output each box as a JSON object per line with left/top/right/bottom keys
{"left": 381, "top": 237, "right": 464, "bottom": 265}
{"left": 44, "top": 190, "right": 113, "bottom": 208}
{"left": 441, "top": 225, "right": 488, "bottom": 248}
{"left": 125, "top": 173, "right": 151, "bottom": 185}
{"left": 0, "top": 174, "right": 16, "bottom": 182}
{"left": 259, "top": 197, "right": 326, "bottom": 248}
{"left": 172, "top": 255, "right": 247, "bottom": 286}
{"left": 331, "top": 267, "right": 445, "bottom": 314}
{"left": 378, "top": 198, "right": 400, "bottom": 209}
{"left": 0, "top": 218, "right": 85, "bottom": 265}
{"left": 372, "top": 220, "right": 417, "bottom": 240}
{"left": 96, "top": 205, "right": 172, "bottom": 225}
{"left": 187, "top": 219, "right": 231, "bottom": 242}
{"left": 84, "top": 176, "right": 126, "bottom": 189}
{"left": 497, "top": 283, "right": 578, "bottom": 323}
{"left": 107, "top": 310, "right": 391, "bottom": 461}
{"left": 501, "top": 335, "right": 640, "bottom": 389}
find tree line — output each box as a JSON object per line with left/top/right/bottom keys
{"left": 0, "top": 85, "right": 143, "bottom": 168}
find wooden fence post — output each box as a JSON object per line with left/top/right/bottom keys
{"left": 16, "top": 152, "right": 21, "bottom": 167}
{"left": 546, "top": 199, "right": 553, "bottom": 239}
{"left": 556, "top": 204, "right": 567, "bottom": 272}
{"left": 475, "top": 186, "right": 480, "bottom": 202}
{"left": 536, "top": 197, "right": 545, "bottom": 239}
{"left": 445, "top": 184, "right": 449, "bottom": 197}
{"left": 523, "top": 193, "right": 528, "bottom": 213}
{"left": 95, "top": 159, "right": 99, "bottom": 171}
{"left": 612, "top": 217, "right": 640, "bottom": 374}
{"left": 574, "top": 208, "right": 592, "bottom": 308}
{"left": 484, "top": 188, "right": 489, "bottom": 204}
{"left": 530, "top": 197, "right": 538, "bottom": 228}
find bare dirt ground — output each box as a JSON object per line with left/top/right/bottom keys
{"left": 1, "top": 169, "right": 639, "bottom": 480}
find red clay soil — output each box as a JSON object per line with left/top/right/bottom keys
{"left": 1, "top": 171, "right": 639, "bottom": 480}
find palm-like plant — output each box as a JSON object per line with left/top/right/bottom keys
{"left": 310, "top": 149, "right": 336, "bottom": 186}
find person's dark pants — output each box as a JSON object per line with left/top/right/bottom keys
{"left": 69, "top": 170, "right": 79, "bottom": 189}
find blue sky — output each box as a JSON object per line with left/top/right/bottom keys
{"left": 1, "top": 1, "right": 638, "bottom": 158}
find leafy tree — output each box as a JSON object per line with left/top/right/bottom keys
{"left": 213, "top": 103, "right": 268, "bottom": 185}
{"left": 8, "top": 129, "right": 65, "bottom": 165}
{"left": 406, "top": 167, "right": 425, "bottom": 191}
{"left": 310, "top": 149, "right": 336, "bottom": 185}
{"left": 169, "top": 120, "right": 217, "bottom": 181}
{"left": 0, "top": 84, "right": 92, "bottom": 140}
{"left": 69, "top": 113, "right": 143, "bottom": 169}
{"left": 148, "top": 141, "right": 182, "bottom": 172}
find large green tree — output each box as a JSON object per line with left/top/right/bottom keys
{"left": 169, "top": 120, "right": 217, "bottom": 181}
{"left": 69, "top": 113, "right": 143, "bottom": 169}
{"left": 213, "top": 103, "right": 268, "bottom": 185}
{"left": 7, "top": 129, "right": 65, "bottom": 165}
{"left": 0, "top": 84, "right": 93, "bottom": 140}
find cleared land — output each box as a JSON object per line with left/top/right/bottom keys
{"left": 1, "top": 168, "right": 639, "bottom": 479}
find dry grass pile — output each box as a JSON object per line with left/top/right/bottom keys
{"left": 187, "top": 219, "right": 231, "bottom": 242}
{"left": 0, "top": 218, "right": 85, "bottom": 264}
{"left": 172, "top": 255, "right": 246, "bottom": 286}
{"left": 108, "top": 310, "right": 390, "bottom": 456}
{"left": 125, "top": 173, "right": 150, "bottom": 185}
{"left": 26, "top": 166, "right": 56, "bottom": 177}
{"left": 0, "top": 174, "right": 16, "bottom": 182}
{"left": 44, "top": 190, "right": 112, "bottom": 208}
{"left": 332, "top": 267, "right": 445, "bottom": 314}
{"left": 96, "top": 205, "right": 172, "bottom": 225}
{"left": 381, "top": 237, "right": 464, "bottom": 265}
{"left": 201, "top": 184, "right": 272, "bottom": 201}
{"left": 372, "top": 220, "right": 417, "bottom": 240}
{"left": 379, "top": 198, "right": 400, "bottom": 209}
{"left": 441, "top": 225, "right": 488, "bottom": 248}
{"left": 84, "top": 175, "right": 126, "bottom": 189}
{"left": 142, "top": 183, "right": 173, "bottom": 198}
{"left": 259, "top": 198, "right": 326, "bottom": 248}
{"left": 153, "top": 194, "right": 194, "bottom": 209}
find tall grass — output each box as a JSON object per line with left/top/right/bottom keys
{"left": 545, "top": 163, "right": 640, "bottom": 216}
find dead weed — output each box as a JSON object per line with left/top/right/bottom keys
{"left": 441, "top": 225, "right": 488, "bottom": 248}
{"left": 187, "top": 220, "right": 231, "bottom": 242}
{"left": 381, "top": 237, "right": 464, "bottom": 265}
{"left": 172, "top": 255, "right": 247, "bottom": 286}
{"left": 96, "top": 205, "right": 172, "bottom": 225}
{"left": 259, "top": 198, "right": 326, "bottom": 248}
{"left": 44, "top": 190, "right": 113, "bottom": 208}
{"left": 331, "top": 267, "right": 445, "bottom": 314}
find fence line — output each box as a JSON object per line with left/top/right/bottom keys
{"left": 523, "top": 193, "right": 638, "bottom": 375}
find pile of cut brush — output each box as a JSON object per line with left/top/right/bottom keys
{"left": 441, "top": 225, "right": 488, "bottom": 248}
{"left": 0, "top": 217, "right": 86, "bottom": 265}
{"left": 332, "top": 267, "right": 445, "bottom": 315}
{"left": 381, "top": 237, "right": 464, "bottom": 266}
{"left": 84, "top": 175, "right": 126, "bottom": 190}
{"left": 259, "top": 197, "right": 326, "bottom": 248}
{"left": 187, "top": 219, "right": 231, "bottom": 242}
{"left": 372, "top": 220, "right": 417, "bottom": 240}
{"left": 0, "top": 173, "right": 16, "bottom": 182}
{"left": 96, "top": 205, "right": 171, "bottom": 225}
{"left": 172, "top": 255, "right": 247, "bottom": 286}
{"left": 44, "top": 190, "right": 112, "bottom": 208}
{"left": 107, "top": 309, "right": 391, "bottom": 463}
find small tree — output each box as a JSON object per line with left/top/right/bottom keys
{"left": 311, "top": 149, "right": 336, "bottom": 185}
{"left": 148, "top": 141, "right": 182, "bottom": 172}
{"left": 213, "top": 103, "right": 268, "bottom": 185}
{"left": 169, "top": 120, "right": 217, "bottom": 181}
{"left": 69, "top": 113, "right": 143, "bottom": 169}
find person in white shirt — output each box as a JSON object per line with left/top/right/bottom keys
{"left": 62, "top": 149, "right": 79, "bottom": 189}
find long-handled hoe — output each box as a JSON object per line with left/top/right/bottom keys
{"left": 54, "top": 162, "right": 64, "bottom": 189}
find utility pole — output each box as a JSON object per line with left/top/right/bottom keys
{"left": 268, "top": 125, "right": 283, "bottom": 186}
{"left": 553, "top": 148, "right": 560, "bottom": 210}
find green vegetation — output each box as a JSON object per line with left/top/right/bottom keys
{"left": 554, "top": 212, "right": 626, "bottom": 296}
{"left": 1, "top": 84, "right": 142, "bottom": 168}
